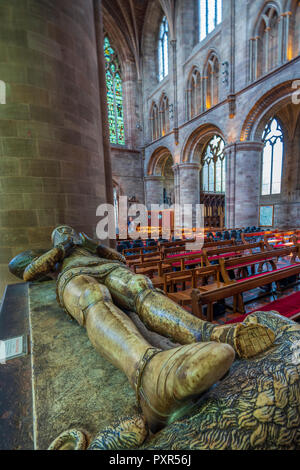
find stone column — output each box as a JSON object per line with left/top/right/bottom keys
{"left": 0, "top": 0, "right": 109, "bottom": 296}
{"left": 144, "top": 176, "right": 164, "bottom": 209}
{"left": 234, "top": 142, "right": 264, "bottom": 228}
{"left": 170, "top": 39, "right": 178, "bottom": 144}
{"left": 178, "top": 163, "right": 201, "bottom": 228}
{"left": 122, "top": 60, "right": 139, "bottom": 149}
{"left": 253, "top": 37, "right": 259, "bottom": 80}
{"left": 172, "top": 165, "right": 180, "bottom": 206}
{"left": 224, "top": 143, "right": 236, "bottom": 229}
{"left": 249, "top": 38, "right": 255, "bottom": 82}
{"left": 264, "top": 27, "right": 271, "bottom": 73}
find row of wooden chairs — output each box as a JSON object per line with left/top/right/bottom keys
{"left": 132, "top": 242, "right": 300, "bottom": 323}
{"left": 192, "top": 253, "right": 300, "bottom": 321}
{"left": 162, "top": 246, "right": 296, "bottom": 312}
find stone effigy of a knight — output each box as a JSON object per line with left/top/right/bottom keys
{"left": 9, "top": 225, "right": 276, "bottom": 434}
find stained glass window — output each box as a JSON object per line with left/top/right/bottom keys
{"left": 199, "top": 0, "right": 222, "bottom": 41}
{"left": 158, "top": 16, "right": 169, "bottom": 82}
{"left": 201, "top": 135, "right": 225, "bottom": 193}
{"left": 261, "top": 118, "right": 283, "bottom": 195}
{"left": 104, "top": 36, "right": 125, "bottom": 145}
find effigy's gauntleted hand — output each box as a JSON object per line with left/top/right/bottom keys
{"left": 23, "top": 240, "right": 74, "bottom": 282}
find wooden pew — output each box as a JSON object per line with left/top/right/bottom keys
{"left": 124, "top": 245, "right": 161, "bottom": 266}
{"left": 241, "top": 231, "right": 269, "bottom": 244}
{"left": 132, "top": 252, "right": 207, "bottom": 289}
{"left": 163, "top": 239, "right": 236, "bottom": 262}
{"left": 158, "top": 240, "right": 188, "bottom": 250}
{"left": 217, "top": 246, "right": 296, "bottom": 285}
{"left": 133, "top": 260, "right": 164, "bottom": 279}
{"left": 264, "top": 230, "right": 298, "bottom": 249}
{"left": 202, "top": 241, "right": 264, "bottom": 266}
{"left": 192, "top": 250, "right": 300, "bottom": 321}
{"left": 164, "top": 266, "right": 222, "bottom": 307}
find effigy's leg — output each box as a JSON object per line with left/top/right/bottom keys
{"left": 58, "top": 273, "right": 235, "bottom": 432}
{"left": 102, "top": 266, "right": 275, "bottom": 359}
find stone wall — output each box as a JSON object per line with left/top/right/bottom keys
{"left": 141, "top": 0, "right": 300, "bottom": 229}
{"left": 110, "top": 147, "right": 144, "bottom": 204}
{"left": 0, "top": 0, "right": 110, "bottom": 296}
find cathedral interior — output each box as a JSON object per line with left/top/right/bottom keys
{"left": 0, "top": 0, "right": 300, "bottom": 452}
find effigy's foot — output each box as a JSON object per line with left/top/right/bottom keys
{"left": 137, "top": 342, "right": 235, "bottom": 433}
{"left": 211, "top": 322, "right": 275, "bottom": 359}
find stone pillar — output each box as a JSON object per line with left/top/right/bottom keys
{"left": 234, "top": 142, "right": 264, "bottom": 228}
{"left": 144, "top": 176, "right": 164, "bottom": 209}
{"left": 224, "top": 143, "right": 236, "bottom": 229}
{"left": 264, "top": 27, "right": 271, "bottom": 73}
{"left": 0, "top": 0, "right": 109, "bottom": 296}
{"left": 170, "top": 39, "right": 178, "bottom": 144}
{"left": 249, "top": 38, "right": 255, "bottom": 82}
{"left": 172, "top": 165, "right": 180, "bottom": 206}
{"left": 178, "top": 162, "right": 201, "bottom": 228}
{"left": 253, "top": 37, "right": 259, "bottom": 80}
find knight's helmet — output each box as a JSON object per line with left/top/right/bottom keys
{"left": 51, "top": 225, "right": 82, "bottom": 247}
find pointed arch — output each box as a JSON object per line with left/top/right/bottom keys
{"left": 203, "top": 52, "right": 220, "bottom": 110}
{"left": 250, "top": 3, "right": 282, "bottom": 81}
{"left": 186, "top": 67, "right": 202, "bottom": 120}
{"left": 147, "top": 146, "right": 174, "bottom": 176}
{"left": 181, "top": 123, "right": 225, "bottom": 163}
{"left": 150, "top": 102, "right": 159, "bottom": 141}
{"left": 159, "top": 93, "right": 170, "bottom": 136}
{"left": 240, "top": 80, "right": 300, "bottom": 141}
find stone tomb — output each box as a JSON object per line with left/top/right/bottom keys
{"left": 0, "top": 281, "right": 300, "bottom": 450}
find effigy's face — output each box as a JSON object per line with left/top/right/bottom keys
{"left": 51, "top": 225, "right": 81, "bottom": 246}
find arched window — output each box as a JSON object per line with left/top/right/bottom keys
{"left": 261, "top": 118, "right": 284, "bottom": 195}
{"left": 199, "top": 0, "right": 222, "bottom": 42}
{"left": 104, "top": 36, "right": 125, "bottom": 145}
{"left": 186, "top": 68, "right": 201, "bottom": 120}
{"left": 251, "top": 7, "right": 281, "bottom": 81}
{"left": 204, "top": 53, "right": 219, "bottom": 110}
{"left": 150, "top": 103, "right": 159, "bottom": 141}
{"left": 158, "top": 16, "right": 169, "bottom": 82}
{"left": 201, "top": 135, "right": 225, "bottom": 193}
{"left": 159, "top": 94, "right": 170, "bottom": 136}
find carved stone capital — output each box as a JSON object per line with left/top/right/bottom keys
{"left": 178, "top": 162, "right": 201, "bottom": 172}
{"left": 235, "top": 141, "right": 264, "bottom": 152}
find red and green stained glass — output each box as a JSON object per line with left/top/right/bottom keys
{"left": 104, "top": 36, "right": 125, "bottom": 145}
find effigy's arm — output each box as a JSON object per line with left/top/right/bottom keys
{"left": 23, "top": 239, "right": 75, "bottom": 282}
